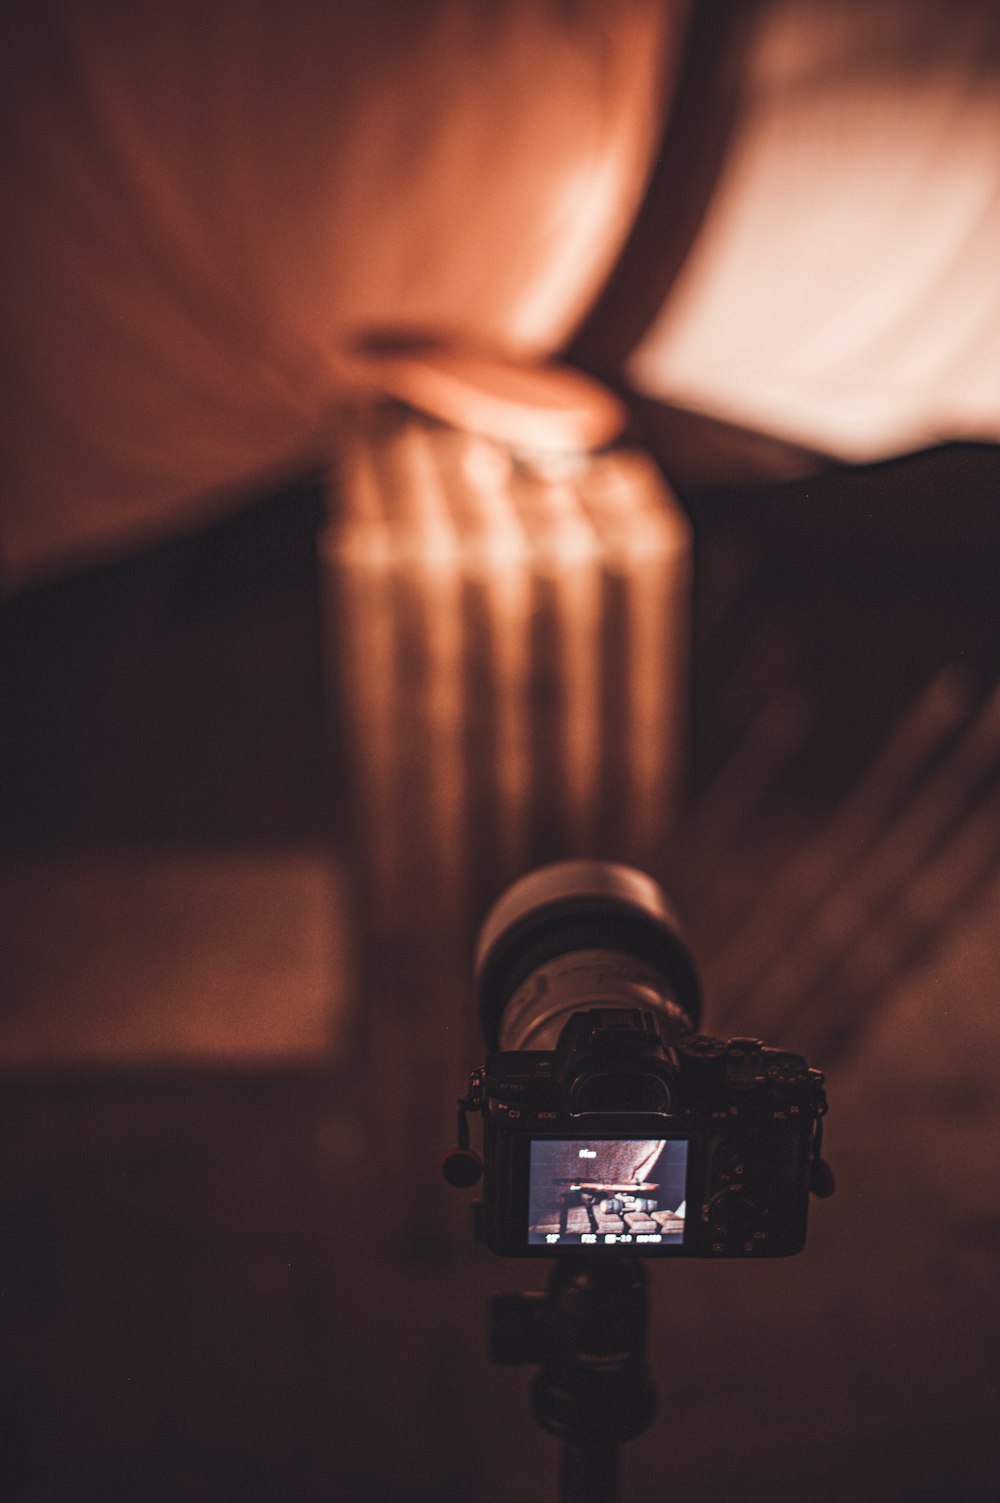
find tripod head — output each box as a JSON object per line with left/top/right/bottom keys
{"left": 492, "top": 1256, "right": 654, "bottom": 1503}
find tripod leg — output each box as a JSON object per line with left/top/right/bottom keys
{"left": 560, "top": 1440, "right": 619, "bottom": 1503}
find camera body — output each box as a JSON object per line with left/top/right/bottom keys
{"left": 448, "top": 861, "right": 832, "bottom": 1260}
{"left": 477, "top": 1007, "right": 825, "bottom": 1258}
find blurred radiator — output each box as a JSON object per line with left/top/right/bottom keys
{"left": 320, "top": 408, "right": 691, "bottom": 913}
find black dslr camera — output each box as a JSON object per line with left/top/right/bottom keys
{"left": 444, "top": 862, "right": 833, "bottom": 1258}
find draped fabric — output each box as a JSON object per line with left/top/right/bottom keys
{"left": 1, "top": 0, "right": 679, "bottom": 583}
{"left": 3, "top": 0, "right": 1000, "bottom": 586}
{"left": 629, "top": 0, "right": 1000, "bottom": 461}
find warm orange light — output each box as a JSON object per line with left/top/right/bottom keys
{"left": 628, "top": 1, "right": 1000, "bottom": 461}
{"left": 321, "top": 412, "right": 691, "bottom": 900}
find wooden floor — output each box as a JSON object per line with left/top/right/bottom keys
{"left": 2, "top": 441, "right": 1000, "bottom": 1502}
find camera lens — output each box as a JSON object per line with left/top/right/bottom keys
{"left": 474, "top": 860, "right": 700, "bottom": 1051}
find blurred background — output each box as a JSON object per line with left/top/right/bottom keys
{"left": 3, "top": 2, "right": 1000, "bottom": 1500}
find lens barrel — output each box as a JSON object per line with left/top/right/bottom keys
{"left": 475, "top": 861, "right": 701, "bottom": 1051}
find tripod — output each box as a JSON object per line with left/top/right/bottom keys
{"left": 490, "top": 1257, "right": 655, "bottom": 1503}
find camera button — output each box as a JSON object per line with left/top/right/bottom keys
{"left": 707, "top": 1189, "right": 757, "bottom": 1241}
{"left": 716, "top": 1144, "right": 748, "bottom": 1179}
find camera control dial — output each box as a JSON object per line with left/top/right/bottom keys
{"left": 706, "top": 1188, "right": 760, "bottom": 1243}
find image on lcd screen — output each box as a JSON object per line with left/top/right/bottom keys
{"left": 527, "top": 1139, "right": 688, "bottom": 1247}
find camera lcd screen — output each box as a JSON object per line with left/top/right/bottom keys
{"left": 527, "top": 1138, "right": 688, "bottom": 1247}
